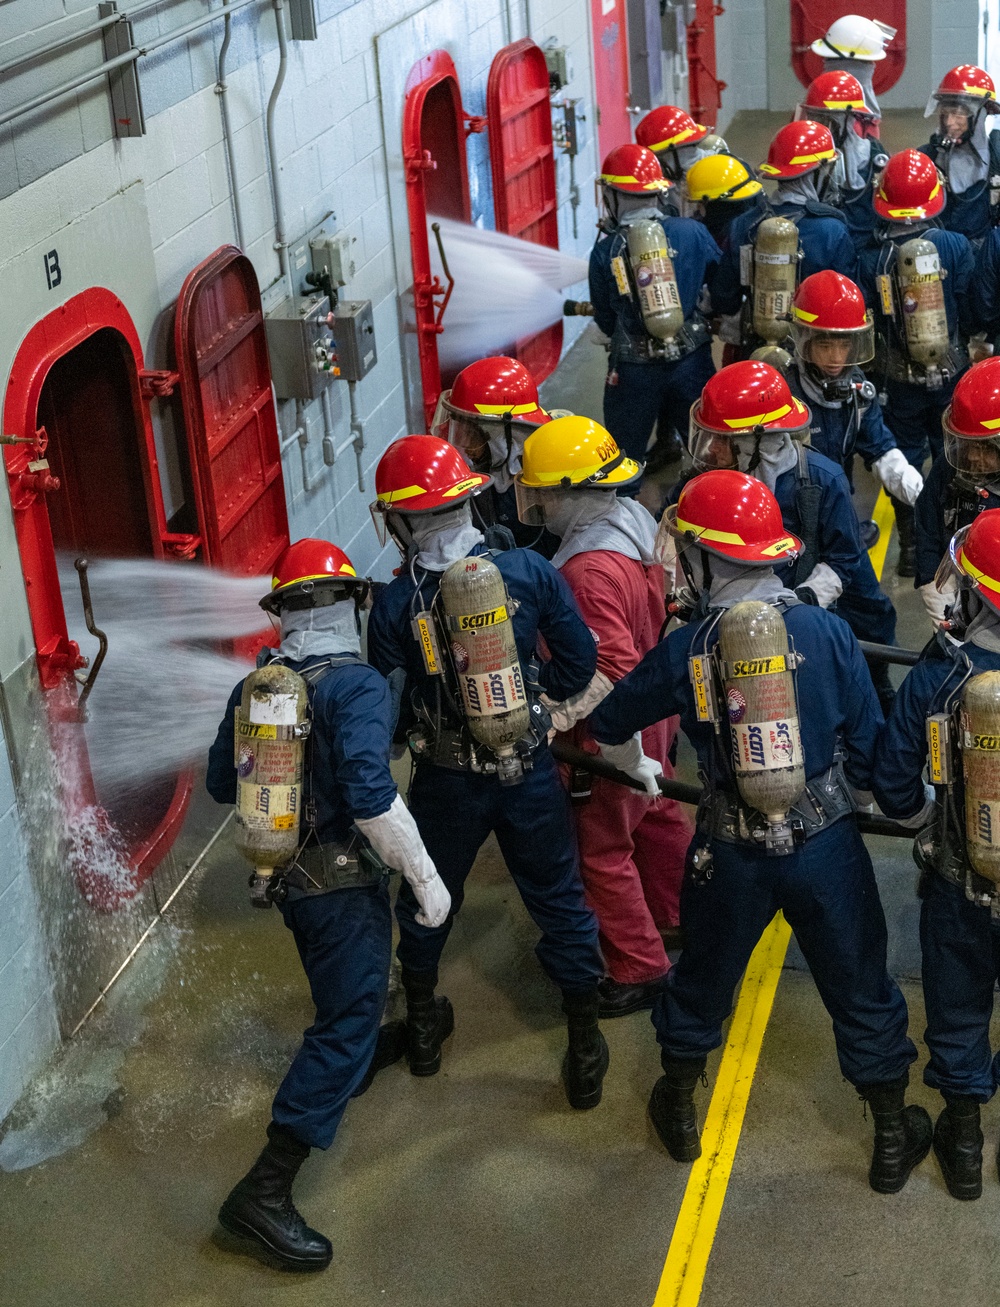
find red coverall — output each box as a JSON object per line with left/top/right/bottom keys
{"left": 559, "top": 549, "right": 693, "bottom": 984}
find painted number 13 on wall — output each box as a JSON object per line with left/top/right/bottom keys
{"left": 43, "top": 249, "right": 61, "bottom": 290}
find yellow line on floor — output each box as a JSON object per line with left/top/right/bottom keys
{"left": 652, "top": 913, "right": 792, "bottom": 1307}
{"left": 651, "top": 486, "right": 895, "bottom": 1306}
{"left": 867, "top": 488, "right": 895, "bottom": 579}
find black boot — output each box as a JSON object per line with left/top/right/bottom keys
{"left": 934, "top": 1096, "right": 983, "bottom": 1200}
{"left": 597, "top": 975, "right": 666, "bottom": 1019}
{"left": 859, "top": 518, "right": 880, "bottom": 551}
{"left": 352, "top": 1020, "right": 408, "bottom": 1098}
{"left": 891, "top": 497, "right": 916, "bottom": 577}
{"left": 401, "top": 967, "right": 454, "bottom": 1077}
{"left": 648, "top": 1054, "right": 707, "bottom": 1162}
{"left": 561, "top": 989, "right": 610, "bottom": 1110}
{"left": 218, "top": 1123, "right": 332, "bottom": 1271}
{"left": 859, "top": 1076, "right": 932, "bottom": 1194}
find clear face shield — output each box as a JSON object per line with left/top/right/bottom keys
{"left": 930, "top": 95, "right": 977, "bottom": 144}
{"left": 688, "top": 402, "right": 811, "bottom": 474}
{"left": 514, "top": 481, "right": 551, "bottom": 527}
{"left": 441, "top": 406, "right": 538, "bottom": 477}
{"left": 942, "top": 421, "right": 1000, "bottom": 481}
{"left": 793, "top": 319, "right": 875, "bottom": 378}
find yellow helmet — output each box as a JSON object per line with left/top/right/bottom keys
{"left": 516, "top": 416, "right": 642, "bottom": 525}
{"left": 685, "top": 154, "right": 763, "bottom": 203}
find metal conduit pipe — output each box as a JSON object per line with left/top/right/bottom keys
{"left": 0, "top": 0, "right": 262, "bottom": 132}
{"left": 264, "top": 0, "right": 294, "bottom": 304}
{"left": 548, "top": 740, "right": 916, "bottom": 841}
{"left": 347, "top": 378, "right": 366, "bottom": 493}
{"left": 215, "top": 13, "right": 247, "bottom": 251}
{"left": 0, "top": 11, "right": 122, "bottom": 80}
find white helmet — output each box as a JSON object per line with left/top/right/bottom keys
{"left": 811, "top": 14, "right": 896, "bottom": 62}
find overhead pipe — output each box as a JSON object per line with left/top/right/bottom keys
{"left": 215, "top": 12, "right": 247, "bottom": 251}
{"left": 0, "top": 10, "right": 122, "bottom": 81}
{"left": 0, "top": 0, "right": 262, "bottom": 132}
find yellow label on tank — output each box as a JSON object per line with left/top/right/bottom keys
{"left": 236, "top": 718, "right": 278, "bottom": 740}
{"left": 964, "top": 731, "right": 1000, "bottom": 751}
{"left": 454, "top": 604, "right": 508, "bottom": 631}
{"left": 729, "top": 655, "right": 788, "bottom": 677}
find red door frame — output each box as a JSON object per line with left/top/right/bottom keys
{"left": 3, "top": 288, "right": 192, "bottom": 906}
{"left": 487, "top": 38, "right": 563, "bottom": 384}
{"left": 403, "top": 50, "right": 476, "bottom": 428}
{"left": 687, "top": 0, "right": 727, "bottom": 126}
{"left": 790, "top": 0, "right": 906, "bottom": 95}
{"left": 590, "top": 0, "right": 633, "bottom": 161}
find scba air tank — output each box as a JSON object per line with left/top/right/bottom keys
{"left": 233, "top": 663, "right": 310, "bottom": 906}
{"left": 751, "top": 217, "right": 800, "bottom": 345}
{"left": 624, "top": 218, "right": 684, "bottom": 344}
{"left": 895, "top": 237, "right": 950, "bottom": 381}
{"left": 440, "top": 556, "right": 531, "bottom": 785}
{"left": 719, "top": 600, "right": 805, "bottom": 854}
{"left": 961, "top": 670, "right": 1000, "bottom": 883}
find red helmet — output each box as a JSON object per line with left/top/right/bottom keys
{"left": 873, "top": 149, "right": 945, "bottom": 221}
{"left": 758, "top": 121, "right": 837, "bottom": 179}
{"left": 372, "top": 435, "right": 490, "bottom": 515}
{"left": 438, "top": 356, "right": 550, "bottom": 474}
{"left": 600, "top": 143, "right": 672, "bottom": 194}
{"left": 952, "top": 509, "right": 1000, "bottom": 613}
{"left": 933, "top": 64, "right": 998, "bottom": 108}
{"left": 261, "top": 538, "right": 364, "bottom": 613}
{"left": 942, "top": 357, "right": 1000, "bottom": 480}
{"left": 801, "top": 70, "right": 867, "bottom": 113}
{"left": 791, "top": 272, "right": 874, "bottom": 370}
{"left": 635, "top": 105, "right": 709, "bottom": 172}
{"left": 689, "top": 361, "right": 811, "bottom": 474}
{"left": 665, "top": 470, "right": 802, "bottom": 566}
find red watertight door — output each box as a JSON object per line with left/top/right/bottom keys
{"left": 687, "top": 0, "right": 727, "bottom": 127}
{"left": 174, "top": 245, "right": 289, "bottom": 579}
{"left": 403, "top": 51, "right": 476, "bottom": 428}
{"left": 791, "top": 0, "right": 906, "bottom": 95}
{"left": 487, "top": 39, "right": 562, "bottom": 384}
{"left": 591, "top": 0, "right": 632, "bottom": 160}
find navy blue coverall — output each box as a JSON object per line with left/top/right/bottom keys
{"left": 590, "top": 601, "right": 916, "bottom": 1087}
{"left": 787, "top": 361, "right": 896, "bottom": 473}
{"left": 670, "top": 449, "right": 897, "bottom": 649}
{"left": 367, "top": 544, "right": 604, "bottom": 993}
{"left": 858, "top": 225, "right": 975, "bottom": 470}
{"left": 207, "top": 657, "right": 397, "bottom": 1150}
{"left": 710, "top": 200, "right": 861, "bottom": 322}
{"left": 589, "top": 216, "right": 721, "bottom": 466}
{"left": 873, "top": 637, "right": 1000, "bottom": 1100}
{"left": 913, "top": 453, "right": 1000, "bottom": 587}
{"left": 971, "top": 227, "right": 1000, "bottom": 344}
{"left": 917, "top": 133, "right": 1000, "bottom": 246}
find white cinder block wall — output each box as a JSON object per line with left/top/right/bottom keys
{"left": 0, "top": 0, "right": 601, "bottom": 1124}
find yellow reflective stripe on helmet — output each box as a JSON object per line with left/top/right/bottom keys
{"left": 651, "top": 125, "right": 700, "bottom": 149}
{"left": 822, "top": 97, "right": 866, "bottom": 109}
{"left": 443, "top": 476, "right": 486, "bottom": 497}
{"left": 721, "top": 403, "right": 793, "bottom": 429}
{"left": 473, "top": 401, "right": 538, "bottom": 416}
{"left": 674, "top": 516, "right": 746, "bottom": 546}
{"left": 961, "top": 553, "right": 1000, "bottom": 593}
{"left": 788, "top": 148, "right": 837, "bottom": 164}
{"left": 601, "top": 173, "right": 671, "bottom": 189}
{"left": 792, "top": 307, "right": 819, "bottom": 323}
{"left": 275, "top": 567, "right": 356, "bottom": 590}
{"left": 761, "top": 537, "right": 799, "bottom": 557}
{"left": 961, "top": 85, "right": 992, "bottom": 96}
{"left": 380, "top": 484, "right": 426, "bottom": 504}
{"left": 980, "top": 417, "right": 1000, "bottom": 431}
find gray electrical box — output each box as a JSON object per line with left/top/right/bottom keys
{"left": 543, "top": 44, "right": 573, "bottom": 91}
{"left": 287, "top": 0, "right": 318, "bottom": 40}
{"left": 329, "top": 301, "right": 377, "bottom": 381}
{"left": 265, "top": 295, "right": 333, "bottom": 400}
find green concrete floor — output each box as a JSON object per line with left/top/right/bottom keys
{"left": 1, "top": 108, "right": 991, "bottom": 1307}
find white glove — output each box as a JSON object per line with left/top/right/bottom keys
{"left": 542, "top": 671, "right": 614, "bottom": 734}
{"left": 355, "top": 795, "right": 451, "bottom": 928}
{"left": 874, "top": 448, "right": 923, "bottom": 507}
{"left": 796, "top": 561, "right": 843, "bottom": 608}
{"left": 717, "top": 312, "right": 742, "bottom": 345}
{"left": 919, "top": 579, "right": 954, "bottom": 630}
{"left": 596, "top": 732, "right": 663, "bottom": 798}
{"left": 893, "top": 783, "right": 937, "bottom": 830}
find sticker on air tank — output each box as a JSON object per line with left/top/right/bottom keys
{"left": 248, "top": 692, "right": 299, "bottom": 726}
{"left": 237, "top": 782, "right": 299, "bottom": 830}
{"left": 732, "top": 718, "right": 803, "bottom": 772}
{"left": 459, "top": 664, "right": 527, "bottom": 716}
{"left": 969, "top": 799, "right": 1000, "bottom": 848}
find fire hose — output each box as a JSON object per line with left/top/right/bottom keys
{"left": 548, "top": 740, "right": 916, "bottom": 840}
